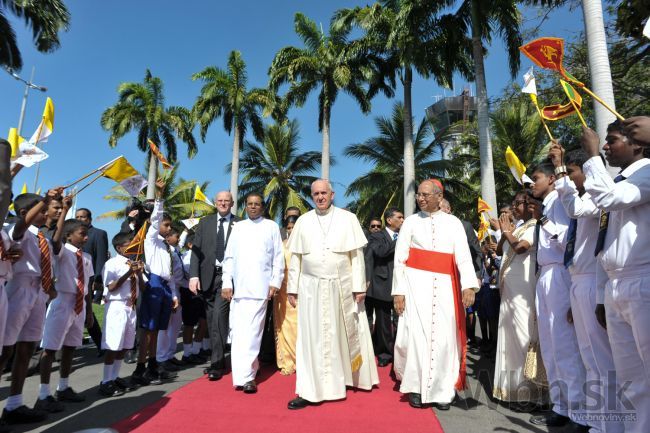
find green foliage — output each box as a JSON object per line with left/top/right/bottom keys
{"left": 0, "top": 0, "right": 70, "bottom": 70}
{"left": 231, "top": 119, "right": 320, "bottom": 221}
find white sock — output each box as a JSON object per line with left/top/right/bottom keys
{"left": 112, "top": 360, "right": 123, "bottom": 380}
{"left": 38, "top": 384, "right": 51, "bottom": 400}
{"left": 183, "top": 344, "right": 192, "bottom": 357}
{"left": 57, "top": 377, "right": 69, "bottom": 391}
{"left": 202, "top": 338, "right": 209, "bottom": 350}
{"left": 102, "top": 364, "right": 113, "bottom": 384}
{"left": 192, "top": 341, "right": 201, "bottom": 354}
{"left": 5, "top": 394, "right": 23, "bottom": 411}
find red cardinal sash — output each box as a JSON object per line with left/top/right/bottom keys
{"left": 405, "top": 247, "right": 467, "bottom": 390}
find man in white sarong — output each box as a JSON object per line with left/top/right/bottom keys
{"left": 393, "top": 179, "right": 479, "bottom": 410}
{"left": 221, "top": 192, "right": 283, "bottom": 393}
{"left": 286, "top": 179, "right": 379, "bottom": 410}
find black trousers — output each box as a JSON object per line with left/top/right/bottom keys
{"left": 203, "top": 273, "right": 230, "bottom": 369}
{"left": 365, "top": 296, "right": 395, "bottom": 361}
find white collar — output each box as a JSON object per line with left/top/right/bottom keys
{"left": 542, "top": 189, "right": 558, "bottom": 207}
{"left": 315, "top": 206, "right": 334, "bottom": 216}
{"left": 620, "top": 158, "right": 650, "bottom": 178}
{"left": 65, "top": 243, "right": 81, "bottom": 254}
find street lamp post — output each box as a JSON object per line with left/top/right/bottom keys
{"left": 5, "top": 66, "right": 48, "bottom": 136}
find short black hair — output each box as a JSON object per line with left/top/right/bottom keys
{"left": 245, "top": 192, "right": 265, "bottom": 206}
{"left": 112, "top": 232, "right": 134, "bottom": 250}
{"left": 76, "top": 208, "right": 92, "bottom": 219}
{"left": 384, "top": 207, "right": 401, "bottom": 221}
{"left": 565, "top": 149, "right": 589, "bottom": 169}
{"left": 284, "top": 214, "right": 299, "bottom": 227}
{"left": 161, "top": 212, "right": 172, "bottom": 223}
{"left": 531, "top": 160, "right": 555, "bottom": 177}
{"left": 185, "top": 232, "right": 195, "bottom": 246}
{"left": 284, "top": 206, "right": 300, "bottom": 215}
{"left": 607, "top": 119, "right": 625, "bottom": 135}
{"left": 369, "top": 217, "right": 382, "bottom": 224}
{"left": 13, "top": 193, "right": 43, "bottom": 215}
{"left": 63, "top": 219, "right": 86, "bottom": 239}
{"left": 514, "top": 190, "right": 529, "bottom": 201}
{"left": 167, "top": 226, "right": 180, "bottom": 237}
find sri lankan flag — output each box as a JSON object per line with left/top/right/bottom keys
{"left": 148, "top": 139, "right": 173, "bottom": 170}
{"left": 520, "top": 37, "right": 584, "bottom": 88}
{"left": 123, "top": 221, "right": 148, "bottom": 256}
{"left": 478, "top": 197, "right": 492, "bottom": 214}
{"left": 541, "top": 81, "right": 583, "bottom": 121}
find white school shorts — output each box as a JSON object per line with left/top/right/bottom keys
{"left": 102, "top": 300, "right": 137, "bottom": 351}
{"left": 41, "top": 293, "right": 86, "bottom": 350}
{"left": 4, "top": 276, "right": 47, "bottom": 346}
{"left": 0, "top": 280, "right": 7, "bottom": 349}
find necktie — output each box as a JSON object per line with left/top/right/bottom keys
{"left": 216, "top": 217, "right": 226, "bottom": 262}
{"left": 392, "top": 232, "right": 398, "bottom": 241}
{"left": 38, "top": 232, "right": 54, "bottom": 294}
{"left": 74, "top": 249, "right": 85, "bottom": 315}
{"left": 129, "top": 274, "right": 138, "bottom": 307}
{"left": 594, "top": 174, "right": 625, "bottom": 256}
{"left": 564, "top": 218, "right": 578, "bottom": 268}
{"left": 164, "top": 241, "right": 174, "bottom": 277}
{"left": 176, "top": 249, "right": 188, "bottom": 280}
{"left": 534, "top": 203, "right": 546, "bottom": 275}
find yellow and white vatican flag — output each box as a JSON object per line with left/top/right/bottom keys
{"left": 28, "top": 97, "right": 54, "bottom": 145}
{"left": 193, "top": 185, "right": 213, "bottom": 206}
{"left": 8, "top": 127, "right": 48, "bottom": 168}
{"left": 181, "top": 217, "right": 201, "bottom": 230}
{"left": 505, "top": 146, "right": 533, "bottom": 185}
{"left": 101, "top": 156, "right": 148, "bottom": 196}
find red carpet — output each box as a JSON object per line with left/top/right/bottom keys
{"left": 112, "top": 362, "right": 445, "bottom": 433}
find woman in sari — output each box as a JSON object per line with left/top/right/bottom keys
{"left": 493, "top": 191, "right": 543, "bottom": 407}
{"left": 273, "top": 215, "right": 299, "bottom": 375}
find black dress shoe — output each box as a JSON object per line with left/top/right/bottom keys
{"left": 1, "top": 406, "right": 47, "bottom": 424}
{"left": 433, "top": 402, "right": 450, "bottom": 411}
{"left": 208, "top": 369, "right": 223, "bottom": 381}
{"left": 408, "top": 393, "right": 423, "bottom": 408}
{"left": 55, "top": 387, "right": 85, "bottom": 403}
{"left": 288, "top": 397, "right": 312, "bottom": 410}
{"left": 243, "top": 380, "right": 257, "bottom": 394}
{"left": 530, "top": 412, "right": 570, "bottom": 426}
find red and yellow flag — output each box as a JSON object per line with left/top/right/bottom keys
{"left": 123, "top": 221, "right": 148, "bottom": 256}
{"left": 541, "top": 80, "right": 583, "bottom": 121}
{"left": 478, "top": 197, "right": 492, "bottom": 214}
{"left": 147, "top": 139, "right": 172, "bottom": 170}
{"left": 520, "top": 37, "right": 584, "bottom": 88}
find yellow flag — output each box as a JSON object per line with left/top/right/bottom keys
{"left": 477, "top": 213, "right": 490, "bottom": 242}
{"left": 29, "top": 97, "right": 54, "bottom": 144}
{"left": 194, "top": 185, "right": 213, "bottom": 206}
{"left": 21, "top": 183, "right": 28, "bottom": 194}
{"left": 505, "top": 146, "right": 533, "bottom": 185}
{"left": 7, "top": 128, "right": 25, "bottom": 158}
{"left": 102, "top": 156, "right": 148, "bottom": 196}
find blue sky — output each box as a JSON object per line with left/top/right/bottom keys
{"left": 1, "top": 1, "right": 584, "bottom": 237}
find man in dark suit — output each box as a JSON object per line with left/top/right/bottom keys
{"left": 189, "top": 191, "right": 239, "bottom": 381}
{"left": 75, "top": 208, "right": 109, "bottom": 354}
{"left": 364, "top": 207, "right": 404, "bottom": 367}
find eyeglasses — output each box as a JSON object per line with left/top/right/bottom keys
{"left": 370, "top": 225, "right": 381, "bottom": 229}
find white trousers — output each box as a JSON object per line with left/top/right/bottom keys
{"left": 570, "top": 273, "right": 622, "bottom": 433}
{"left": 230, "top": 298, "right": 268, "bottom": 387}
{"left": 605, "top": 271, "right": 650, "bottom": 433}
{"left": 156, "top": 306, "right": 183, "bottom": 362}
{"left": 536, "top": 264, "right": 586, "bottom": 420}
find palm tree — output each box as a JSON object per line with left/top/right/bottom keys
{"left": 345, "top": 102, "right": 470, "bottom": 224}
{"left": 0, "top": 0, "right": 70, "bottom": 70}
{"left": 99, "top": 164, "right": 213, "bottom": 224}
{"left": 269, "top": 12, "right": 376, "bottom": 181}
{"left": 192, "top": 51, "right": 275, "bottom": 210}
{"left": 101, "top": 69, "right": 197, "bottom": 199}
{"left": 232, "top": 119, "right": 320, "bottom": 220}
{"left": 332, "top": 1, "right": 472, "bottom": 216}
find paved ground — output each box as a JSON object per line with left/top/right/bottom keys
{"left": 0, "top": 338, "right": 572, "bottom": 433}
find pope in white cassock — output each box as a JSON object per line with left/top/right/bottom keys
{"left": 221, "top": 192, "right": 284, "bottom": 393}
{"left": 393, "top": 179, "right": 479, "bottom": 410}
{"left": 286, "top": 179, "right": 379, "bottom": 410}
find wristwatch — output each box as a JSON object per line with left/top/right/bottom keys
{"left": 554, "top": 165, "right": 567, "bottom": 176}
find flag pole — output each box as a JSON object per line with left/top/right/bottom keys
{"left": 581, "top": 86, "right": 625, "bottom": 121}
{"left": 71, "top": 172, "right": 105, "bottom": 197}
{"left": 529, "top": 95, "right": 555, "bottom": 141}
{"left": 560, "top": 82, "right": 588, "bottom": 128}
{"left": 62, "top": 156, "right": 122, "bottom": 189}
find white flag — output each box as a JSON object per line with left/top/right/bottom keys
{"left": 522, "top": 67, "right": 537, "bottom": 95}
{"left": 13, "top": 142, "right": 49, "bottom": 167}
{"left": 181, "top": 217, "right": 201, "bottom": 230}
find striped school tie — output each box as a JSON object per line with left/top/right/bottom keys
{"left": 594, "top": 174, "right": 625, "bottom": 256}
{"left": 74, "top": 249, "right": 85, "bottom": 315}
{"left": 563, "top": 218, "right": 578, "bottom": 268}
{"left": 38, "top": 232, "right": 54, "bottom": 294}
{"left": 129, "top": 274, "right": 138, "bottom": 307}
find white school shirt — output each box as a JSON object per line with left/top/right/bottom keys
{"left": 536, "top": 190, "right": 571, "bottom": 268}
{"left": 102, "top": 255, "right": 142, "bottom": 301}
{"left": 0, "top": 231, "right": 13, "bottom": 282}
{"left": 555, "top": 176, "right": 601, "bottom": 277}
{"left": 221, "top": 217, "right": 284, "bottom": 299}
{"left": 8, "top": 225, "right": 57, "bottom": 280}
{"left": 144, "top": 200, "right": 177, "bottom": 299}
{"left": 584, "top": 157, "right": 650, "bottom": 302}
{"left": 56, "top": 243, "right": 94, "bottom": 295}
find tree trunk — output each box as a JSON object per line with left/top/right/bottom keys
{"left": 321, "top": 106, "right": 331, "bottom": 180}
{"left": 471, "top": 0, "right": 497, "bottom": 217}
{"left": 582, "top": 0, "right": 617, "bottom": 173}
{"left": 230, "top": 125, "right": 242, "bottom": 211}
{"left": 403, "top": 66, "right": 416, "bottom": 217}
{"left": 146, "top": 151, "right": 158, "bottom": 200}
